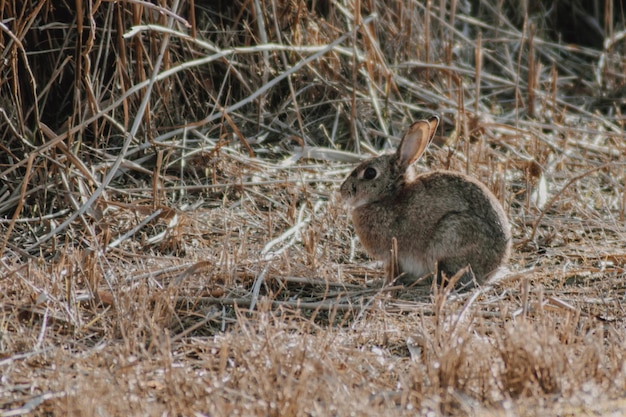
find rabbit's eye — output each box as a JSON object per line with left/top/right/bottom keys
{"left": 363, "top": 167, "right": 377, "bottom": 180}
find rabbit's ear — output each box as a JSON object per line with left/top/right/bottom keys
{"left": 396, "top": 116, "right": 440, "bottom": 169}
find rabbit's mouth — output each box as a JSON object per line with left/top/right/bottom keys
{"left": 340, "top": 194, "right": 370, "bottom": 210}
{"left": 339, "top": 192, "right": 355, "bottom": 209}
{"left": 341, "top": 198, "right": 356, "bottom": 210}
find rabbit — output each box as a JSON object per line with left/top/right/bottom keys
{"left": 340, "top": 115, "right": 511, "bottom": 288}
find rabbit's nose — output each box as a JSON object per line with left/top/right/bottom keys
{"left": 339, "top": 182, "right": 355, "bottom": 198}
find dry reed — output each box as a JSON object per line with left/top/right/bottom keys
{"left": 1, "top": 0, "right": 625, "bottom": 416}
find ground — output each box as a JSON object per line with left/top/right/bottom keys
{"left": 1, "top": 1, "right": 625, "bottom": 416}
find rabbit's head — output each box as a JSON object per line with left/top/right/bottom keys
{"left": 340, "top": 116, "right": 440, "bottom": 209}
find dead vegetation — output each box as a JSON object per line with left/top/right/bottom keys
{"left": 1, "top": 0, "right": 625, "bottom": 415}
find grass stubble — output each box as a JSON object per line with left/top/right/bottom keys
{"left": 1, "top": 0, "right": 625, "bottom": 415}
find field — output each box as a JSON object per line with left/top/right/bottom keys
{"left": 1, "top": 1, "right": 626, "bottom": 415}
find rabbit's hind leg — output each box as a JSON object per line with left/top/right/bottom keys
{"left": 437, "top": 258, "right": 476, "bottom": 288}
{"left": 429, "top": 211, "right": 492, "bottom": 285}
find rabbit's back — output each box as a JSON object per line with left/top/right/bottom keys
{"left": 403, "top": 171, "right": 508, "bottom": 233}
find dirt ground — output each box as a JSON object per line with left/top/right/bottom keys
{"left": 1, "top": 1, "right": 625, "bottom": 416}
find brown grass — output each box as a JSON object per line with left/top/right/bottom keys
{"left": 1, "top": 0, "right": 626, "bottom": 416}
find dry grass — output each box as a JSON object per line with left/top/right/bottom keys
{"left": 1, "top": 0, "right": 626, "bottom": 416}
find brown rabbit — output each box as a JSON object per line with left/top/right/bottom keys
{"left": 340, "top": 116, "right": 511, "bottom": 287}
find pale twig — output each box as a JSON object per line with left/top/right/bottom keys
{"left": 108, "top": 209, "right": 164, "bottom": 249}
{"left": 524, "top": 162, "right": 618, "bottom": 245}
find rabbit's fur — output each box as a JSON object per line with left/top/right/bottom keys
{"left": 340, "top": 116, "right": 511, "bottom": 287}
